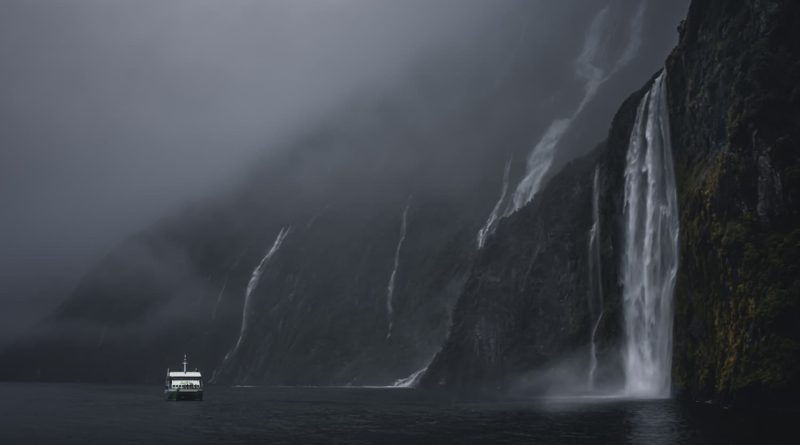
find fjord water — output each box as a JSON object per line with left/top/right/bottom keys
{"left": 0, "top": 383, "right": 790, "bottom": 445}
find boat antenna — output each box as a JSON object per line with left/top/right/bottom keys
{"left": 183, "top": 354, "right": 188, "bottom": 373}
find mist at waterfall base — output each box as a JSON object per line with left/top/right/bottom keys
{"left": 501, "top": 72, "right": 678, "bottom": 400}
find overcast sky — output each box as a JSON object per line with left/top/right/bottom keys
{"left": 0, "top": 0, "right": 537, "bottom": 339}
{"left": 0, "top": 0, "right": 689, "bottom": 345}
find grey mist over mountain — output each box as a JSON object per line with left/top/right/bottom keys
{"left": 0, "top": 0, "right": 693, "bottom": 386}
{"left": 0, "top": 0, "right": 529, "bottom": 343}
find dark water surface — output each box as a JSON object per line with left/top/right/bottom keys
{"left": 0, "top": 383, "right": 792, "bottom": 444}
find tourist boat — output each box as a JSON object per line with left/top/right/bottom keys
{"left": 165, "top": 354, "right": 203, "bottom": 401}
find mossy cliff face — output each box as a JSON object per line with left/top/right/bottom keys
{"left": 666, "top": 0, "right": 800, "bottom": 404}
{"left": 424, "top": 0, "right": 800, "bottom": 404}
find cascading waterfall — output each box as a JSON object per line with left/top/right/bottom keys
{"left": 393, "top": 354, "right": 436, "bottom": 388}
{"left": 213, "top": 227, "right": 290, "bottom": 380}
{"left": 386, "top": 202, "right": 410, "bottom": 340}
{"left": 506, "top": 2, "right": 648, "bottom": 216}
{"left": 238, "top": 228, "right": 290, "bottom": 346}
{"left": 508, "top": 119, "right": 571, "bottom": 213}
{"left": 507, "top": 6, "right": 611, "bottom": 214}
{"left": 477, "top": 157, "right": 512, "bottom": 248}
{"left": 587, "top": 166, "right": 604, "bottom": 391}
{"left": 393, "top": 366, "right": 428, "bottom": 388}
{"left": 621, "top": 71, "right": 679, "bottom": 398}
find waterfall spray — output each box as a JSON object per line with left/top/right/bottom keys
{"left": 508, "top": 119, "right": 570, "bottom": 213}
{"left": 621, "top": 71, "right": 679, "bottom": 398}
{"left": 507, "top": 7, "right": 611, "bottom": 214}
{"left": 507, "top": 3, "right": 647, "bottom": 215}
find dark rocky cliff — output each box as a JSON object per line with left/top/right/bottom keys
{"left": 666, "top": 0, "right": 800, "bottom": 404}
{"left": 420, "top": 85, "right": 651, "bottom": 394}
{"left": 424, "top": 0, "right": 800, "bottom": 405}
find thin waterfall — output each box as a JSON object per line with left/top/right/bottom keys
{"left": 386, "top": 202, "right": 410, "bottom": 340}
{"left": 393, "top": 354, "right": 435, "bottom": 388}
{"left": 393, "top": 366, "right": 428, "bottom": 388}
{"left": 621, "top": 71, "right": 679, "bottom": 398}
{"left": 587, "top": 166, "right": 604, "bottom": 391}
{"left": 477, "top": 157, "right": 512, "bottom": 248}
{"left": 507, "top": 3, "right": 647, "bottom": 215}
{"left": 507, "top": 6, "right": 610, "bottom": 214}
{"left": 213, "top": 227, "right": 290, "bottom": 381}
{"left": 508, "top": 119, "right": 571, "bottom": 213}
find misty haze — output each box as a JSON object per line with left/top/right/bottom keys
{"left": 1, "top": 1, "right": 799, "bottom": 444}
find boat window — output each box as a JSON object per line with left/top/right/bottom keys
{"left": 169, "top": 379, "right": 202, "bottom": 387}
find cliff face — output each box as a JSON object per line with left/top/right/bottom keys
{"left": 666, "top": 0, "right": 800, "bottom": 404}
{"left": 420, "top": 85, "right": 651, "bottom": 394}
{"left": 0, "top": 171, "right": 481, "bottom": 385}
{"left": 424, "top": 0, "right": 800, "bottom": 405}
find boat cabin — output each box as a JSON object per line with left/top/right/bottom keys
{"left": 164, "top": 354, "right": 203, "bottom": 401}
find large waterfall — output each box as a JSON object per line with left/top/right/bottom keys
{"left": 621, "top": 71, "right": 679, "bottom": 398}
{"left": 587, "top": 166, "right": 604, "bottom": 391}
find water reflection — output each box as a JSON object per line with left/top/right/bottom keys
{"left": 0, "top": 384, "right": 792, "bottom": 445}
{"left": 625, "top": 399, "right": 683, "bottom": 445}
